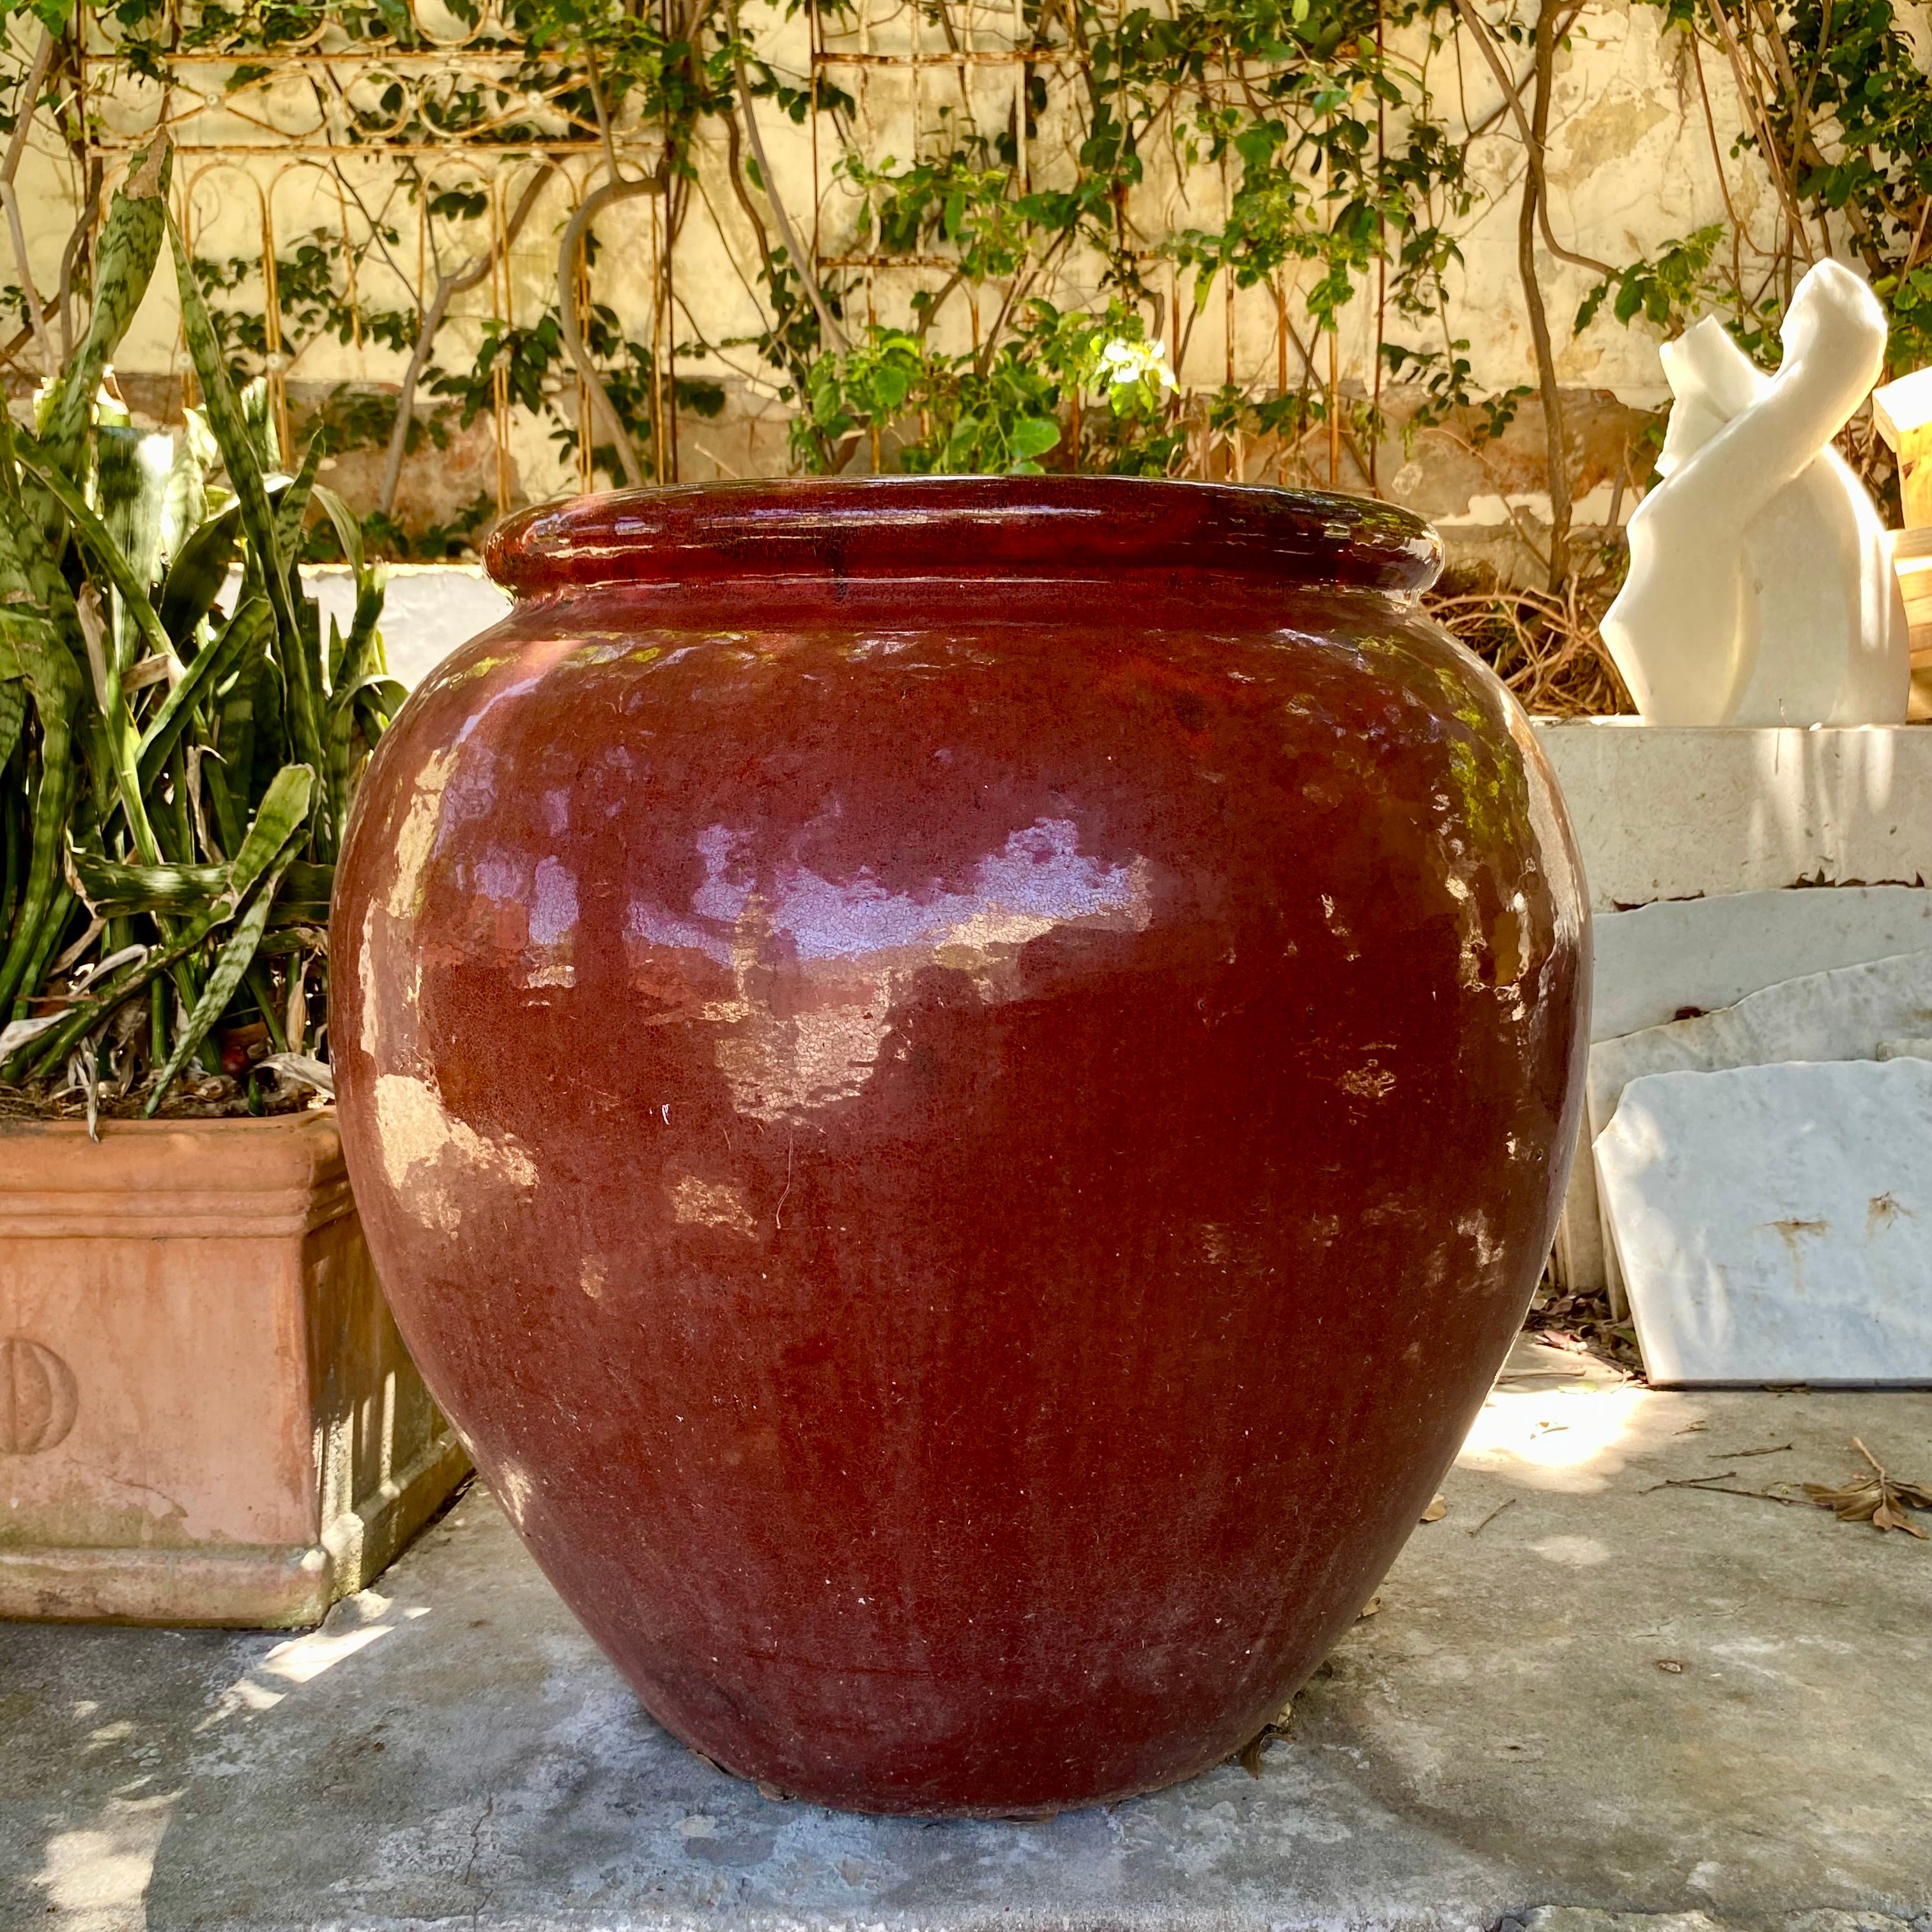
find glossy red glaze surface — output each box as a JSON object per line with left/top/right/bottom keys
{"left": 334, "top": 477, "right": 1588, "bottom": 1817}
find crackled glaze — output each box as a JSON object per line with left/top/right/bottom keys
{"left": 333, "top": 476, "right": 1589, "bottom": 1816}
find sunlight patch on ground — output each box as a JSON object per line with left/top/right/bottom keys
{"left": 192, "top": 1590, "right": 431, "bottom": 1733}
{"left": 1457, "top": 1352, "right": 1651, "bottom": 1492}
{"left": 261, "top": 1620, "right": 395, "bottom": 1688}
{"left": 33, "top": 1790, "right": 178, "bottom": 1932}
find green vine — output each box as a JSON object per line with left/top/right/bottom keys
{"left": 0, "top": 0, "right": 1928, "bottom": 568}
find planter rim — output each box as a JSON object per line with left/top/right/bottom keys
{"left": 0, "top": 1105, "right": 335, "bottom": 1142}
{"left": 0, "top": 1105, "right": 348, "bottom": 1238}
{"left": 487, "top": 475, "right": 1443, "bottom": 600}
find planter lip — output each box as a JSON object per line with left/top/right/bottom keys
{"left": 486, "top": 475, "right": 1444, "bottom": 601}
{"left": 0, "top": 1105, "right": 350, "bottom": 1237}
{"left": 0, "top": 1105, "right": 337, "bottom": 1142}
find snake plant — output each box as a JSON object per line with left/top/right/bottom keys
{"left": 0, "top": 138, "right": 397, "bottom": 1120}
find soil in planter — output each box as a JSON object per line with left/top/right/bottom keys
{"left": 0, "top": 1075, "right": 325, "bottom": 1123}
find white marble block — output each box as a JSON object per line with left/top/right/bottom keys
{"left": 1529, "top": 721, "right": 1932, "bottom": 915}
{"left": 1588, "top": 947, "right": 1932, "bottom": 1140}
{"left": 1595, "top": 1058, "right": 1932, "bottom": 1386}
{"left": 1554, "top": 891, "right": 1932, "bottom": 1292}
{"left": 1590, "top": 887, "right": 1932, "bottom": 1041}
{"left": 1878, "top": 1037, "right": 1932, "bottom": 1059}
{"left": 1577, "top": 947, "right": 1932, "bottom": 1303}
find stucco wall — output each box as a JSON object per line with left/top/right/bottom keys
{"left": 4, "top": 0, "right": 1809, "bottom": 548}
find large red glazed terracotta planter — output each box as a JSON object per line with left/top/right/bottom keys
{"left": 334, "top": 477, "right": 1588, "bottom": 1816}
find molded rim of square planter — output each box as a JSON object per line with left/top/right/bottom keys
{"left": 0, "top": 1110, "right": 470, "bottom": 1628}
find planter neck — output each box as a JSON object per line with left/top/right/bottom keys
{"left": 487, "top": 477, "right": 1443, "bottom": 602}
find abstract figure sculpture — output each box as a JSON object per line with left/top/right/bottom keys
{"left": 1603, "top": 259, "right": 1908, "bottom": 726}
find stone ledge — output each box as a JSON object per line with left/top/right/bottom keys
{"left": 1530, "top": 720, "right": 1932, "bottom": 913}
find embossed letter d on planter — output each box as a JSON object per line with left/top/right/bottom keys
{"left": 0, "top": 1113, "right": 469, "bottom": 1627}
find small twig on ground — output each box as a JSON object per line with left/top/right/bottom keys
{"left": 1644, "top": 1470, "right": 1740, "bottom": 1492}
{"left": 1678, "top": 1483, "right": 1807, "bottom": 1506}
{"left": 1643, "top": 1470, "right": 1807, "bottom": 1506}
{"left": 1468, "top": 1497, "right": 1518, "bottom": 1538}
{"left": 1711, "top": 1443, "right": 1792, "bottom": 1459}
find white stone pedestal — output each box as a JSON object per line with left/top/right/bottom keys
{"left": 1530, "top": 720, "right": 1932, "bottom": 1296}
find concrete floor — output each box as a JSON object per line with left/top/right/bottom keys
{"left": 3, "top": 1340, "right": 1929, "bottom": 1932}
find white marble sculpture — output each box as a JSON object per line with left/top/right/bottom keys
{"left": 1602, "top": 260, "right": 1909, "bottom": 725}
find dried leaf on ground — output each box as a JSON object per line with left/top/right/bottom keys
{"left": 1356, "top": 1594, "right": 1383, "bottom": 1620}
{"left": 1234, "top": 1699, "right": 1296, "bottom": 1777}
{"left": 1420, "top": 1494, "right": 1448, "bottom": 1523}
{"left": 1522, "top": 1284, "right": 1645, "bottom": 1377}
{"left": 1804, "top": 1439, "right": 1932, "bottom": 1538}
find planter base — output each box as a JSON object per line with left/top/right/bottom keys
{"left": 0, "top": 1112, "right": 469, "bottom": 1629}
{"left": 0, "top": 1429, "right": 470, "bottom": 1626}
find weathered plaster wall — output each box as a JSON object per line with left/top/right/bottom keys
{"left": 4, "top": 0, "right": 1800, "bottom": 549}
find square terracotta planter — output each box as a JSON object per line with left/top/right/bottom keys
{"left": 0, "top": 1110, "right": 468, "bottom": 1627}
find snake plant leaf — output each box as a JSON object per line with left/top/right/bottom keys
{"left": 226, "top": 652, "right": 280, "bottom": 804}
{"left": 136, "top": 595, "right": 270, "bottom": 790}
{"left": 143, "top": 845, "right": 296, "bottom": 1113}
{"left": 35, "top": 138, "right": 171, "bottom": 533}
{"left": 165, "top": 213, "right": 321, "bottom": 778}
{"left": 222, "top": 763, "right": 316, "bottom": 905}
{"left": 67, "top": 850, "right": 332, "bottom": 922}
{"left": 273, "top": 435, "right": 326, "bottom": 564}
{"left": 0, "top": 1012, "right": 61, "bottom": 1061}
{"left": 0, "top": 677, "right": 24, "bottom": 773}
{"left": 0, "top": 708, "right": 75, "bottom": 1018}
{"left": 158, "top": 501, "right": 243, "bottom": 650}
{"left": 14, "top": 763, "right": 314, "bottom": 1080}
{"left": 9, "top": 878, "right": 77, "bottom": 1023}
{"left": 326, "top": 668, "right": 404, "bottom": 835}
{"left": 312, "top": 483, "right": 366, "bottom": 580}
{"left": 18, "top": 455, "right": 176, "bottom": 670}
{"left": 0, "top": 425, "right": 86, "bottom": 641}
{"left": 159, "top": 420, "right": 210, "bottom": 567}
{"left": 0, "top": 608, "right": 84, "bottom": 720}
{"left": 331, "top": 670, "right": 406, "bottom": 717}
{"left": 97, "top": 427, "right": 174, "bottom": 625}
{"left": 19, "top": 457, "right": 174, "bottom": 871}
{"left": 240, "top": 377, "right": 282, "bottom": 474}
{"left": 317, "top": 481, "right": 388, "bottom": 700}
{"left": 203, "top": 717, "right": 245, "bottom": 857}
{"left": 259, "top": 1050, "right": 333, "bottom": 1096}
{"left": 0, "top": 606, "right": 84, "bottom": 1016}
